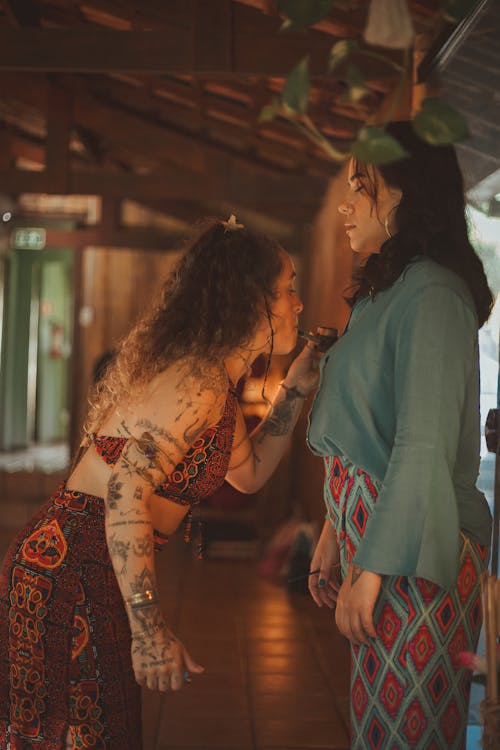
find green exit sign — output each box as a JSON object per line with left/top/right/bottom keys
{"left": 12, "top": 227, "right": 46, "bottom": 250}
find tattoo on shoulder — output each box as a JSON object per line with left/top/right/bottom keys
{"left": 135, "top": 419, "right": 184, "bottom": 452}
{"left": 351, "top": 565, "right": 364, "bottom": 586}
{"left": 188, "top": 361, "right": 227, "bottom": 395}
{"left": 176, "top": 361, "right": 227, "bottom": 407}
{"left": 118, "top": 420, "right": 132, "bottom": 437}
{"left": 183, "top": 415, "right": 209, "bottom": 446}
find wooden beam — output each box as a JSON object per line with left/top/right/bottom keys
{"left": 2, "top": 0, "right": 41, "bottom": 27}
{"left": 44, "top": 226, "right": 183, "bottom": 250}
{"left": 194, "top": 1, "right": 233, "bottom": 74}
{"left": 0, "top": 167, "right": 324, "bottom": 224}
{"left": 46, "top": 84, "right": 73, "bottom": 192}
{"left": 101, "top": 198, "right": 122, "bottom": 232}
{"left": 0, "top": 27, "right": 336, "bottom": 75}
{"left": 72, "top": 90, "right": 208, "bottom": 173}
{"left": 0, "top": 128, "right": 45, "bottom": 166}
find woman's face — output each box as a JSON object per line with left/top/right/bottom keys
{"left": 338, "top": 160, "right": 402, "bottom": 255}
{"left": 256, "top": 250, "right": 303, "bottom": 356}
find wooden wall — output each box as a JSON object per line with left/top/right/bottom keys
{"left": 71, "top": 246, "right": 183, "bottom": 450}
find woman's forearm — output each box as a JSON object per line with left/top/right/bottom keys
{"left": 104, "top": 470, "right": 165, "bottom": 636}
{"left": 227, "top": 381, "right": 306, "bottom": 493}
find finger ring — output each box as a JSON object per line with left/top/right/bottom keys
{"left": 183, "top": 670, "right": 191, "bottom": 683}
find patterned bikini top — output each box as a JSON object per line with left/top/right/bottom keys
{"left": 91, "top": 386, "right": 238, "bottom": 509}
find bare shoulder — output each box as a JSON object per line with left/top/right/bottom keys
{"left": 175, "top": 358, "right": 228, "bottom": 405}
{"left": 127, "top": 358, "right": 228, "bottom": 451}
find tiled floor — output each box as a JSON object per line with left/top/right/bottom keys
{"left": 142, "top": 536, "right": 351, "bottom": 749}
{"left": 0, "top": 486, "right": 351, "bottom": 750}
{"left": 0, "top": 481, "right": 485, "bottom": 749}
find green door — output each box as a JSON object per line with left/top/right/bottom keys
{"left": 0, "top": 247, "right": 73, "bottom": 450}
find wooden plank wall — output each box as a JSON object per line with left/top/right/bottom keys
{"left": 71, "top": 246, "right": 183, "bottom": 449}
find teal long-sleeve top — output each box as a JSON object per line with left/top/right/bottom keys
{"left": 307, "top": 256, "right": 492, "bottom": 589}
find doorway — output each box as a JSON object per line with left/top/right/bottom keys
{"left": 0, "top": 247, "right": 73, "bottom": 451}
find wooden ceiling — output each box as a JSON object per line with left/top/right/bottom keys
{"left": 0, "top": 0, "right": 498, "bottom": 247}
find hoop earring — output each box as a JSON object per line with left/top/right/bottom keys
{"left": 384, "top": 203, "right": 399, "bottom": 239}
{"left": 260, "top": 296, "right": 274, "bottom": 407}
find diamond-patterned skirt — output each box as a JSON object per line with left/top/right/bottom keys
{"left": 324, "top": 455, "right": 488, "bottom": 750}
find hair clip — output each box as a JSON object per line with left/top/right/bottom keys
{"left": 222, "top": 214, "right": 245, "bottom": 232}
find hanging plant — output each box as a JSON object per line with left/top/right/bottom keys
{"left": 262, "top": 0, "right": 476, "bottom": 165}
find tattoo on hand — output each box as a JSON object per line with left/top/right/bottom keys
{"left": 351, "top": 565, "right": 364, "bottom": 586}
{"left": 131, "top": 604, "right": 165, "bottom": 637}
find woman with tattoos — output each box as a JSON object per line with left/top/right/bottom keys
{"left": 307, "top": 122, "right": 493, "bottom": 749}
{"left": 0, "top": 220, "right": 318, "bottom": 750}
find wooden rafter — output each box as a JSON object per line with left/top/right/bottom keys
{"left": 42, "top": 225, "right": 184, "bottom": 250}
{"left": 0, "top": 24, "right": 402, "bottom": 79}
{"left": 0, "top": 165, "right": 324, "bottom": 225}
{"left": 1, "top": 0, "right": 41, "bottom": 27}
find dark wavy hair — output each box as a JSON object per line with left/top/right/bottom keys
{"left": 349, "top": 121, "right": 493, "bottom": 327}
{"left": 86, "top": 220, "right": 283, "bottom": 429}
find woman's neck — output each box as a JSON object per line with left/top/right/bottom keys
{"left": 224, "top": 351, "right": 253, "bottom": 385}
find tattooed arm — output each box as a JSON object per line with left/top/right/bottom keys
{"left": 103, "top": 361, "right": 226, "bottom": 691}
{"left": 225, "top": 338, "right": 319, "bottom": 493}
{"left": 225, "top": 380, "right": 308, "bottom": 494}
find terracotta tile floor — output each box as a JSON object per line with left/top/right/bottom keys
{"left": 0, "top": 491, "right": 351, "bottom": 750}
{"left": 0, "top": 484, "right": 485, "bottom": 749}
{"left": 144, "top": 536, "right": 351, "bottom": 749}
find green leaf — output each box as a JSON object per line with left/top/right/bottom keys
{"left": 259, "top": 97, "right": 282, "bottom": 123}
{"left": 282, "top": 56, "right": 310, "bottom": 115}
{"left": 352, "top": 126, "right": 409, "bottom": 166}
{"left": 341, "top": 64, "right": 369, "bottom": 104}
{"left": 412, "top": 97, "right": 469, "bottom": 145}
{"left": 440, "top": 0, "right": 478, "bottom": 23}
{"left": 328, "top": 39, "right": 358, "bottom": 73}
{"left": 278, "top": 0, "right": 333, "bottom": 31}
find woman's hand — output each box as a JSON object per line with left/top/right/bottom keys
{"left": 335, "top": 565, "right": 381, "bottom": 646}
{"left": 284, "top": 341, "right": 320, "bottom": 397}
{"left": 131, "top": 626, "right": 204, "bottom": 692}
{"left": 308, "top": 520, "right": 341, "bottom": 609}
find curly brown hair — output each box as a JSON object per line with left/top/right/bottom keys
{"left": 86, "top": 219, "right": 284, "bottom": 430}
{"left": 349, "top": 121, "right": 493, "bottom": 327}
